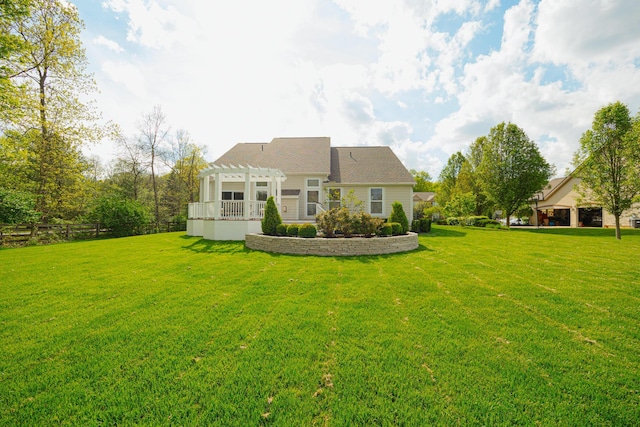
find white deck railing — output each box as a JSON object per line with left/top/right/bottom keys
{"left": 188, "top": 201, "right": 269, "bottom": 220}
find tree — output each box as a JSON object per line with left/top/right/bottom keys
{"left": 437, "top": 152, "right": 466, "bottom": 208}
{"left": 573, "top": 101, "right": 640, "bottom": 240}
{"left": 443, "top": 192, "right": 476, "bottom": 219}
{"left": 477, "top": 122, "right": 553, "bottom": 227}
{"left": 138, "top": 105, "right": 170, "bottom": 227}
{"left": 261, "top": 196, "right": 282, "bottom": 235}
{"left": 2, "top": 0, "right": 101, "bottom": 221}
{"left": 410, "top": 169, "right": 435, "bottom": 192}
{"left": 388, "top": 201, "right": 409, "bottom": 234}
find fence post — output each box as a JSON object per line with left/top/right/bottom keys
{"left": 96, "top": 223, "right": 100, "bottom": 238}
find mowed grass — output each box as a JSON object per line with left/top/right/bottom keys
{"left": 1, "top": 226, "right": 639, "bottom": 426}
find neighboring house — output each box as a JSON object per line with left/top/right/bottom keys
{"left": 187, "top": 137, "right": 415, "bottom": 240}
{"left": 413, "top": 192, "right": 435, "bottom": 205}
{"left": 530, "top": 176, "right": 640, "bottom": 228}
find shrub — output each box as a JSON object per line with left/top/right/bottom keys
{"left": 465, "top": 216, "right": 490, "bottom": 227}
{"left": 0, "top": 188, "right": 40, "bottom": 224}
{"left": 388, "top": 201, "right": 409, "bottom": 234}
{"left": 419, "top": 218, "right": 431, "bottom": 233}
{"left": 478, "top": 218, "right": 500, "bottom": 227}
{"left": 286, "top": 224, "right": 299, "bottom": 236}
{"left": 298, "top": 223, "right": 317, "bottom": 238}
{"left": 88, "top": 195, "right": 152, "bottom": 237}
{"left": 411, "top": 220, "right": 420, "bottom": 232}
{"left": 446, "top": 217, "right": 460, "bottom": 226}
{"left": 275, "top": 223, "right": 288, "bottom": 236}
{"left": 261, "top": 196, "right": 282, "bottom": 235}
{"left": 316, "top": 208, "right": 340, "bottom": 237}
{"left": 355, "top": 212, "right": 384, "bottom": 237}
{"left": 388, "top": 222, "right": 402, "bottom": 235}
{"left": 377, "top": 224, "right": 393, "bottom": 236}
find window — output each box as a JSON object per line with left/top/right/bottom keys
{"left": 307, "top": 178, "right": 321, "bottom": 216}
{"left": 370, "top": 188, "right": 383, "bottom": 214}
{"left": 307, "top": 191, "right": 319, "bottom": 215}
{"left": 222, "top": 191, "right": 244, "bottom": 200}
{"left": 256, "top": 181, "right": 267, "bottom": 187}
{"left": 327, "top": 188, "right": 341, "bottom": 209}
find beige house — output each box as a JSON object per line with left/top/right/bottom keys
{"left": 187, "top": 137, "right": 415, "bottom": 240}
{"left": 530, "top": 176, "right": 640, "bottom": 228}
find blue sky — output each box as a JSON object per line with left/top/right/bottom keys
{"left": 75, "top": 0, "right": 640, "bottom": 178}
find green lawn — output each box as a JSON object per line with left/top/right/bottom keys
{"left": 1, "top": 226, "right": 639, "bottom": 426}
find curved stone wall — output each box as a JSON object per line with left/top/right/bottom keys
{"left": 245, "top": 232, "right": 419, "bottom": 256}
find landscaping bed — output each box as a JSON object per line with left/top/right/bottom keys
{"left": 245, "top": 232, "right": 419, "bottom": 256}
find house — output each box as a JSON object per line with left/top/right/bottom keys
{"left": 187, "top": 137, "right": 415, "bottom": 240}
{"left": 529, "top": 175, "right": 640, "bottom": 228}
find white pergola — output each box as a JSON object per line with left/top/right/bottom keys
{"left": 197, "top": 164, "right": 286, "bottom": 220}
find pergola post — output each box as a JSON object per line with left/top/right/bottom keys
{"left": 244, "top": 169, "right": 251, "bottom": 220}
{"left": 213, "top": 172, "right": 221, "bottom": 219}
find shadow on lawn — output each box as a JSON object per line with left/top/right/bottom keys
{"left": 180, "top": 237, "right": 250, "bottom": 254}
{"left": 426, "top": 227, "right": 467, "bottom": 238}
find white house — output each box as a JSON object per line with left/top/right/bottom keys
{"left": 187, "top": 137, "right": 415, "bottom": 240}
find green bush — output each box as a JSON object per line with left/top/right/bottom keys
{"left": 275, "top": 223, "right": 288, "bottom": 236}
{"left": 315, "top": 208, "right": 340, "bottom": 237}
{"left": 88, "top": 195, "right": 152, "bottom": 237}
{"left": 354, "top": 212, "right": 384, "bottom": 237}
{"left": 419, "top": 218, "right": 431, "bottom": 233}
{"left": 446, "top": 217, "right": 460, "bottom": 226}
{"left": 377, "top": 224, "right": 393, "bottom": 236}
{"left": 298, "top": 223, "right": 317, "bottom": 238}
{"left": 261, "top": 196, "right": 282, "bottom": 235}
{"left": 411, "top": 220, "right": 420, "bottom": 232}
{"left": 0, "top": 188, "right": 40, "bottom": 224}
{"left": 286, "top": 224, "right": 299, "bottom": 236}
{"left": 478, "top": 218, "right": 500, "bottom": 227}
{"left": 388, "top": 222, "right": 402, "bottom": 235}
{"left": 465, "top": 216, "right": 490, "bottom": 227}
{"left": 388, "top": 201, "right": 409, "bottom": 234}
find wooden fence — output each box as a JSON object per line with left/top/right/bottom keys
{"left": 0, "top": 222, "right": 186, "bottom": 244}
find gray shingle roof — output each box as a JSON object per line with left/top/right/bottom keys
{"left": 214, "top": 137, "right": 331, "bottom": 175}
{"left": 328, "top": 147, "right": 414, "bottom": 184}
{"left": 213, "top": 138, "right": 414, "bottom": 185}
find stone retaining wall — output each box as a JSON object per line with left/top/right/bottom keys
{"left": 245, "top": 232, "right": 419, "bottom": 256}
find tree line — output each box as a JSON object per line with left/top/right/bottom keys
{"left": 0, "top": 0, "right": 208, "bottom": 234}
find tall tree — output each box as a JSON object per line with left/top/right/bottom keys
{"left": 2, "top": 0, "right": 100, "bottom": 221}
{"left": 437, "top": 152, "right": 466, "bottom": 208}
{"left": 478, "top": 122, "right": 553, "bottom": 227}
{"left": 573, "top": 101, "right": 640, "bottom": 240}
{"left": 138, "top": 105, "right": 169, "bottom": 226}
{"left": 165, "top": 130, "right": 208, "bottom": 204}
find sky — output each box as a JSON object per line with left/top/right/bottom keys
{"left": 75, "top": 0, "right": 640, "bottom": 179}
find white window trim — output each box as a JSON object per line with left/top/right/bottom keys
{"left": 369, "top": 187, "right": 384, "bottom": 216}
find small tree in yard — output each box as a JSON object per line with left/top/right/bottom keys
{"left": 477, "top": 122, "right": 554, "bottom": 228}
{"left": 388, "top": 201, "right": 409, "bottom": 234}
{"left": 573, "top": 101, "right": 640, "bottom": 240}
{"left": 261, "top": 196, "right": 281, "bottom": 235}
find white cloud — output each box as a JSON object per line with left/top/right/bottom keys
{"left": 93, "top": 35, "right": 124, "bottom": 52}
{"left": 81, "top": 0, "right": 640, "bottom": 179}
